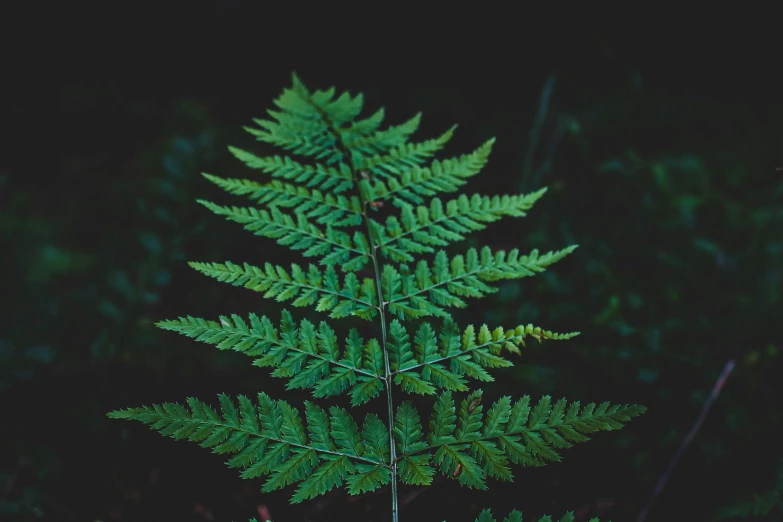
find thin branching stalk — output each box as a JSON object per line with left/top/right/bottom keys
{"left": 318, "top": 103, "right": 400, "bottom": 521}
{"left": 637, "top": 359, "right": 735, "bottom": 522}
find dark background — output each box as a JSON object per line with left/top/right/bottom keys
{"left": 3, "top": 8, "right": 782, "bottom": 522}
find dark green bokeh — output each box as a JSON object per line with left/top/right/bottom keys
{"left": 4, "top": 22, "right": 781, "bottom": 522}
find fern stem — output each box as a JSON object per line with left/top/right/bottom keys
{"left": 373, "top": 250, "right": 399, "bottom": 522}
{"left": 364, "top": 192, "right": 399, "bottom": 522}
{"left": 355, "top": 165, "right": 399, "bottom": 522}
{"left": 520, "top": 73, "right": 557, "bottom": 191}
{"left": 361, "top": 192, "right": 399, "bottom": 522}
{"left": 306, "top": 88, "right": 400, "bottom": 522}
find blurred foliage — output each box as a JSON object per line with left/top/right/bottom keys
{"left": 481, "top": 84, "right": 782, "bottom": 520}
{"left": 3, "top": 98, "right": 220, "bottom": 378}
{"left": 1, "top": 99, "right": 223, "bottom": 518}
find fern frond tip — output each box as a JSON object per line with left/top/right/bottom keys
{"left": 529, "top": 185, "right": 548, "bottom": 200}
{"left": 196, "top": 198, "right": 217, "bottom": 209}
{"left": 290, "top": 70, "right": 302, "bottom": 85}
{"left": 517, "top": 324, "right": 580, "bottom": 343}
{"left": 200, "top": 172, "right": 222, "bottom": 185}
{"left": 154, "top": 318, "right": 182, "bottom": 330}
{"left": 106, "top": 408, "right": 134, "bottom": 419}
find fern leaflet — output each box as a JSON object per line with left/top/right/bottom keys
{"left": 393, "top": 391, "right": 646, "bottom": 488}
{"left": 372, "top": 189, "right": 548, "bottom": 263}
{"left": 157, "top": 310, "right": 385, "bottom": 405}
{"left": 108, "top": 393, "right": 390, "bottom": 502}
{"left": 188, "top": 260, "right": 378, "bottom": 319}
{"left": 201, "top": 173, "right": 363, "bottom": 227}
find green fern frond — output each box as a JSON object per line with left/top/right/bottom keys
{"left": 383, "top": 245, "right": 578, "bottom": 319}
{"left": 343, "top": 112, "right": 423, "bottom": 157}
{"left": 472, "top": 509, "right": 601, "bottom": 522}
{"left": 359, "top": 138, "right": 495, "bottom": 205}
{"left": 197, "top": 200, "right": 370, "bottom": 270}
{"left": 201, "top": 173, "right": 363, "bottom": 227}
{"left": 108, "top": 393, "right": 391, "bottom": 503}
{"left": 110, "top": 74, "right": 646, "bottom": 521}
{"left": 372, "top": 189, "right": 549, "bottom": 262}
{"left": 188, "top": 261, "right": 378, "bottom": 319}
{"left": 227, "top": 147, "right": 354, "bottom": 192}
{"left": 382, "top": 318, "right": 577, "bottom": 395}
{"left": 339, "top": 106, "right": 386, "bottom": 143}
{"left": 354, "top": 124, "right": 456, "bottom": 178}
{"left": 393, "top": 391, "right": 646, "bottom": 487}
{"left": 156, "top": 310, "right": 385, "bottom": 405}
{"left": 241, "top": 74, "right": 361, "bottom": 165}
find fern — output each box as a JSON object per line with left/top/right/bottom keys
{"left": 472, "top": 510, "right": 601, "bottom": 522}
{"left": 109, "top": 73, "right": 645, "bottom": 521}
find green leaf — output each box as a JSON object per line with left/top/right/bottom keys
{"left": 346, "top": 463, "right": 392, "bottom": 494}
{"left": 361, "top": 413, "right": 390, "bottom": 462}
{"left": 356, "top": 125, "right": 455, "bottom": 179}
{"left": 227, "top": 147, "right": 352, "bottom": 191}
{"left": 387, "top": 318, "right": 575, "bottom": 396}
{"left": 291, "top": 454, "right": 355, "bottom": 503}
{"left": 386, "top": 245, "right": 579, "bottom": 320}
{"left": 377, "top": 189, "right": 548, "bottom": 261}
{"left": 108, "top": 393, "right": 388, "bottom": 504}
{"left": 201, "top": 174, "right": 363, "bottom": 226}
{"left": 304, "top": 401, "right": 333, "bottom": 451}
{"left": 421, "top": 392, "right": 646, "bottom": 482}
{"left": 428, "top": 391, "right": 457, "bottom": 446}
{"left": 388, "top": 319, "right": 416, "bottom": 371}
{"left": 158, "top": 311, "right": 384, "bottom": 402}
{"left": 364, "top": 137, "right": 496, "bottom": 205}
{"left": 394, "top": 371, "right": 437, "bottom": 395}
{"left": 433, "top": 444, "right": 486, "bottom": 489}
{"left": 397, "top": 454, "right": 435, "bottom": 486}
{"left": 197, "top": 200, "right": 369, "bottom": 271}
{"left": 329, "top": 407, "right": 363, "bottom": 456}
{"left": 394, "top": 401, "right": 428, "bottom": 454}
{"left": 188, "top": 261, "right": 378, "bottom": 319}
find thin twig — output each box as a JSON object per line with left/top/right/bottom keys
{"left": 531, "top": 112, "right": 568, "bottom": 190}
{"left": 637, "top": 359, "right": 736, "bottom": 522}
{"left": 521, "top": 74, "right": 557, "bottom": 190}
